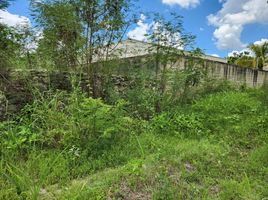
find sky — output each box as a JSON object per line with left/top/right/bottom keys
{"left": 1, "top": 0, "right": 268, "bottom": 58}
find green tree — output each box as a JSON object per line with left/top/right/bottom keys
{"left": 146, "top": 13, "right": 195, "bottom": 112}
{"left": 0, "top": 25, "right": 21, "bottom": 69}
{"left": 72, "top": 0, "right": 134, "bottom": 97}
{"left": 31, "top": 0, "right": 135, "bottom": 97}
{"left": 234, "top": 56, "right": 255, "bottom": 68}
{"left": 227, "top": 51, "right": 255, "bottom": 68}
{"left": 16, "top": 23, "right": 39, "bottom": 68}
{"left": 248, "top": 42, "right": 268, "bottom": 70}
{"left": 0, "top": 0, "right": 14, "bottom": 9}
{"left": 0, "top": 0, "right": 21, "bottom": 69}
{"left": 31, "top": 0, "right": 83, "bottom": 69}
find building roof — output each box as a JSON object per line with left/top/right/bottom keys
{"left": 106, "top": 38, "right": 228, "bottom": 64}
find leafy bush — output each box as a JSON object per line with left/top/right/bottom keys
{"left": 192, "top": 92, "right": 261, "bottom": 132}
{"left": 124, "top": 87, "right": 157, "bottom": 120}
{"left": 1, "top": 82, "right": 268, "bottom": 199}
{"left": 0, "top": 122, "right": 39, "bottom": 152}
{"left": 150, "top": 112, "right": 205, "bottom": 138}
{"left": 0, "top": 90, "right": 140, "bottom": 158}
{"left": 193, "top": 92, "right": 259, "bottom": 115}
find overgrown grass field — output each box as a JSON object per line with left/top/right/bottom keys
{"left": 1, "top": 81, "right": 268, "bottom": 199}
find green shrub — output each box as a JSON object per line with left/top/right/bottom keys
{"left": 1, "top": 79, "right": 268, "bottom": 199}
{"left": 192, "top": 92, "right": 260, "bottom": 132}
{"left": 193, "top": 92, "right": 259, "bottom": 115}
{"left": 150, "top": 112, "right": 205, "bottom": 138}
{"left": 0, "top": 122, "right": 39, "bottom": 153}
{"left": 0, "top": 90, "right": 141, "bottom": 159}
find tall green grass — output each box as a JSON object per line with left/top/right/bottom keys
{"left": 1, "top": 82, "right": 268, "bottom": 199}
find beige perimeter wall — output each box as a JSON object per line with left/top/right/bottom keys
{"left": 203, "top": 60, "right": 268, "bottom": 87}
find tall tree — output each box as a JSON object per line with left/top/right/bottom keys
{"left": 0, "top": 0, "right": 21, "bottom": 69}
{"left": 227, "top": 51, "right": 255, "bottom": 68}
{"left": 72, "top": 0, "right": 134, "bottom": 97}
{"left": 31, "top": 0, "right": 134, "bottom": 97}
{"left": 0, "top": 25, "right": 21, "bottom": 69}
{"left": 31, "top": 0, "right": 83, "bottom": 69}
{"left": 146, "top": 13, "right": 195, "bottom": 112}
{"left": 248, "top": 42, "right": 268, "bottom": 70}
{"left": 17, "top": 23, "right": 40, "bottom": 68}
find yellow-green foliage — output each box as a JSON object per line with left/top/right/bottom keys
{"left": 1, "top": 86, "right": 268, "bottom": 199}
{"left": 235, "top": 57, "right": 255, "bottom": 68}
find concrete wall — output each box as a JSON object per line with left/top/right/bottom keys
{"left": 203, "top": 60, "right": 268, "bottom": 87}
{"left": 168, "top": 56, "right": 268, "bottom": 87}
{"left": 109, "top": 39, "right": 268, "bottom": 87}
{"left": 1, "top": 56, "right": 268, "bottom": 120}
{"left": 0, "top": 69, "right": 75, "bottom": 120}
{"left": 153, "top": 55, "right": 268, "bottom": 87}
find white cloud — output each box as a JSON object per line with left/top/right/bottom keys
{"left": 127, "top": 14, "right": 150, "bottom": 41}
{"left": 208, "top": 0, "right": 268, "bottom": 50}
{"left": 0, "top": 10, "right": 30, "bottom": 27}
{"left": 254, "top": 38, "right": 268, "bottom": 45}
{"left": 0, "top": 10, "right": 43, "bottom": 52}
{"left": 127, "top": 15, "right": 184, "bottom": 49}
{"left": 228, "top": 38, "right": 268, "bottom": 57}
{"left": 228, "top": 50, "right": 238, "bottom": 57}
{"left": 162, "top": 0, "right": 200, "bottom": 8}
{"left": 209, "top": 54, "right": 220, "bottom": 57}
{"left": 212, "top": 24, "right": 245, "bottom": 49}
{"left": 228, "top": 49, "right": 252, "bottom": 57}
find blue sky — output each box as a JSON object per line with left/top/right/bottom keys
{"left": 2, "top": 0, "right": 268, "bottom": 58}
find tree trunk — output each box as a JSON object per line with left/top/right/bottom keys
{"left": 27, "top": 51, "right": 32, "bottom": 68}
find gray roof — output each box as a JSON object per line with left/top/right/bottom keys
{"left": 103, "top": 38, "right": 227, "bottom": 64}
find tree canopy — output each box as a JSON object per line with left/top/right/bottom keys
{"left": 0, "top": 0, "right": 14, "bottom": 9}
{"left": 227, "top": 42, "right": 268, "bottom": 69}
{"left": 248, "top": 42, "right": 268, "bottom": 70}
